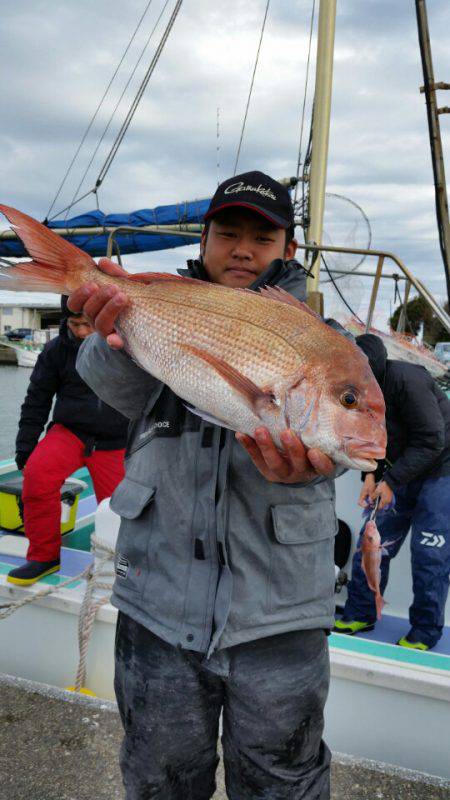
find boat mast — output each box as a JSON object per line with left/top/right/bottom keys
{"left": 415, "top": 0, "right": 450, "bottom": 307}
{"left": 306, "top": 0, "right": 337, "bottom": 312}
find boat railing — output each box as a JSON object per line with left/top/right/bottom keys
{"left": 296, "top": 241, "right": 450, "bottom": 335}
{"left": 105, "top": 225, "right": 450, "bottom": 335}
{"left": 3, "top": 219, "right": 447, "bottom": 334}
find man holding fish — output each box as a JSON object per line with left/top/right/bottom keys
{"left": 0, "top": 172, "right": 386, "bottom": 800}
{"left": 336, "top": 333, "right": 450, "bottom": 652}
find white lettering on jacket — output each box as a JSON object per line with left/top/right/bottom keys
{"left": 139, "top": 421, "right": 170, "bottom": 439}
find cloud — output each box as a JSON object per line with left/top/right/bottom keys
{"left": 0, "top": 0, "right": 449, "bottom": 323}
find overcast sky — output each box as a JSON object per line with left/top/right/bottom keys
{"left": 0, "top": 0, "right": 449, "bottom": 327}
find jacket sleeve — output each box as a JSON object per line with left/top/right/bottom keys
{"left": 383, "top": 371, "right": 446, "bottom": 491}
{"left": 76, "top": 334, "right": 162, "bottom": 420}
{"left": 15, "top": 343, "right": 59, "bottom": 458}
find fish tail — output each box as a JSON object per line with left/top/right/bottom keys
{"left": 0, "top": 205, "right": 95, "bottom": 293}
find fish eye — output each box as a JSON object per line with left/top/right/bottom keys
{"left": 339, "top": 390, "right": 358, "bottom": 409}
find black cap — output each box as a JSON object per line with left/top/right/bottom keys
{"left": 205, "top": 170, "right": 295, "bottom": 229}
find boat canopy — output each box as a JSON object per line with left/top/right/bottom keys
{"left": 0, "top": 199, "right": 208, "bottom": 259}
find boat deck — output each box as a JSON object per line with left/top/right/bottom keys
{"left": 1, "top": 460, "right": 449, "bottom": 669}
{"left": 1, "top": 457, "right": 449, "bottom": 779}
{"left": 1, "top": 673, "right": 448, "bottom": 800}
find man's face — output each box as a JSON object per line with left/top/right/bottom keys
{"left": 67, "top": 315, "right": 94, "bottom": 340}
{"left": 201, "top": 208, "right": 297, "bottom": 288}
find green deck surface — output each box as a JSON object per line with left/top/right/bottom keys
{"left": 63, "top": 521, "right": 95, "bottom": 552}
{"left": 329, "top": 632, "right": 450, "bottom": 672}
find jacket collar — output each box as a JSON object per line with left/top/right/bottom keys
{"left": 178, "top": 257, "right": 307, "bottom": 301}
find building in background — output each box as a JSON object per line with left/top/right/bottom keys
{"left": 0, "top": 293, "right": 61, "bottom": 335}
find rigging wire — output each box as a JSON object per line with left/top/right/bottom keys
{"left": 216, "top": 107, "right": 221, "bottom": 186}
{"left": 300, "top": 120, "right": 313, "bottom": 232}
{"left": 59, "top": 0, "right": 175, "bottom": 222}
{"left": 95, "top": 0, "right": 183, "bottom": 190}
{"left": 319, "top": 193, "right": 372, "bottom": 282}
{"left": 45, "top": 0, "right": 155, "bottom": 222}
{"left": 233, "top": 0, "right": 270, "bottom": 176}
{"left": 321, "top": 252, "right": 365, "bottom": 326}
{"left": 294, "top": 0, "right": 316, "bottom": 207}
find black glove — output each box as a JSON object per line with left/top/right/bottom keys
{"left": 15, "top": 451, "right": 31, "bottom": 471}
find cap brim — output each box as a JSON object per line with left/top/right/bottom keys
{"left": 204, "top": 201, "right": 291, "bottom": 229}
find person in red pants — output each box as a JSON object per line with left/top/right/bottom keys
{"left": 7, "top": 297, "right": 128, "bottom": 585}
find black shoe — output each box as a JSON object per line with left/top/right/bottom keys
{"left": 7, "top": 559, "right": 60, "bottom": 586}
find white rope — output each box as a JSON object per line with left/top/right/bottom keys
{"left": 0, "top": 534, "right": 117, "bottom": 696}
{"left": 0, "top": 564, "right": 94, "bottom": 620}
{"left": 0, "top": 535, "right": 116, "bottom": 619}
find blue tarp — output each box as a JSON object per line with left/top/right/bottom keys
{"left": 0, "top": 199, "right": 209, "bottom": 258}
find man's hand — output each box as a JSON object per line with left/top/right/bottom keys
{"left": 67, "top": 258, "right": 130, "bottom": 349}
{"left": 358, "top": 474, "right": 376, "bottom": 508}
{"left": 372, "top": 480, "right": 394, "bottom": 510}
{"left": 235, "top": 427, "right": 336, "bottom": 484}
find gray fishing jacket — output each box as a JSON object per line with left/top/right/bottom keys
{"left": 77, "top": 258, "right": 339, "bottom": 655}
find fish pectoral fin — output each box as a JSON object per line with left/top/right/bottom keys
{"left": 258, "top": 285, "right": 322, "bottom": 319}
{"left": 181, "top": 344, "right": 278, "bottom": 418}
{"left": 184, "top": 404, "right": 233, "bottom": 430}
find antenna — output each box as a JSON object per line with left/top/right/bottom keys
{"left": 415, "top": 0, "right": 450, "bottom": 307}
{"left": 216, "top": 107, "right": 220, "bottom": 186}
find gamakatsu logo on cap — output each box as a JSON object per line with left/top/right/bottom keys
{"left": 224, "top": 181, "right": 277, "bottom": 201}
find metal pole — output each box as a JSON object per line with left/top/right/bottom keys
{"left": 396, "top": 280, "right": 412, "bottom": 334}
{"left": 365, "top": 256, "right": 384, "bottom": 332}
{"left": 415, "top": 0, "right": 450, "bottom": 307}
{"left": 306, "top": 0, "right": 337, "bottom": 295}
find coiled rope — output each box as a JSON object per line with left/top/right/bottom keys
{"left": 0, "top": 535, "right": 116, "bottom": 694}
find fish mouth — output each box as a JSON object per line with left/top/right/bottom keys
{"left": 344, "top": 437, "right": 386, "bottom": 463}
{"left": 349, "top": 457, "right": 378, "bottom": 471}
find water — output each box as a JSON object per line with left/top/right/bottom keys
{"left": 0, "top": 365, "right": 33, "bottom": 461}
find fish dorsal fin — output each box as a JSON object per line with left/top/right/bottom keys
{"left": 258, "top": 285, "right": 322, "bottom": 320}
{"left": 128, "top": 272, "right": 205, "bottom": 287}
{"left": 181, "top": 343, "right": 278, "bottom": 417}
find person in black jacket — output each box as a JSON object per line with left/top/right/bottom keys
{"left": 7, "top": 297, "right": 128, "bottom": 586}
{"left": 335, "top": 333, "right": 450, "bottom": 650}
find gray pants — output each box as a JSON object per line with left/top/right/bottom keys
{"left": 115, "top": 613, "right": 331, "bottom": 800}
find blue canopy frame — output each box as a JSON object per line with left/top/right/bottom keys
{"left": 0, "top": 199, "right": 208, "bottom": 258}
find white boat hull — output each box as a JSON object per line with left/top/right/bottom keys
{"left": 0, "top": 583, "right": 448, "bottom": 779}
{"left": 16, "top": 348, "right": 39, "bottom": 367}
{"left": 0, "top": 465, "right": 449, "bottom": 779}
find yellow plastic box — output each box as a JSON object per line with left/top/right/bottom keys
{"left": 0, "top": 477, "right": 83, "bottom": 534}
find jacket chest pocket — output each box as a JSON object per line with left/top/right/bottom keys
{"left": 109, "top": 477, "right": 156, "bottom": 596}
{"left": 268, "top": 501, "right": 336, "bottom": 612}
